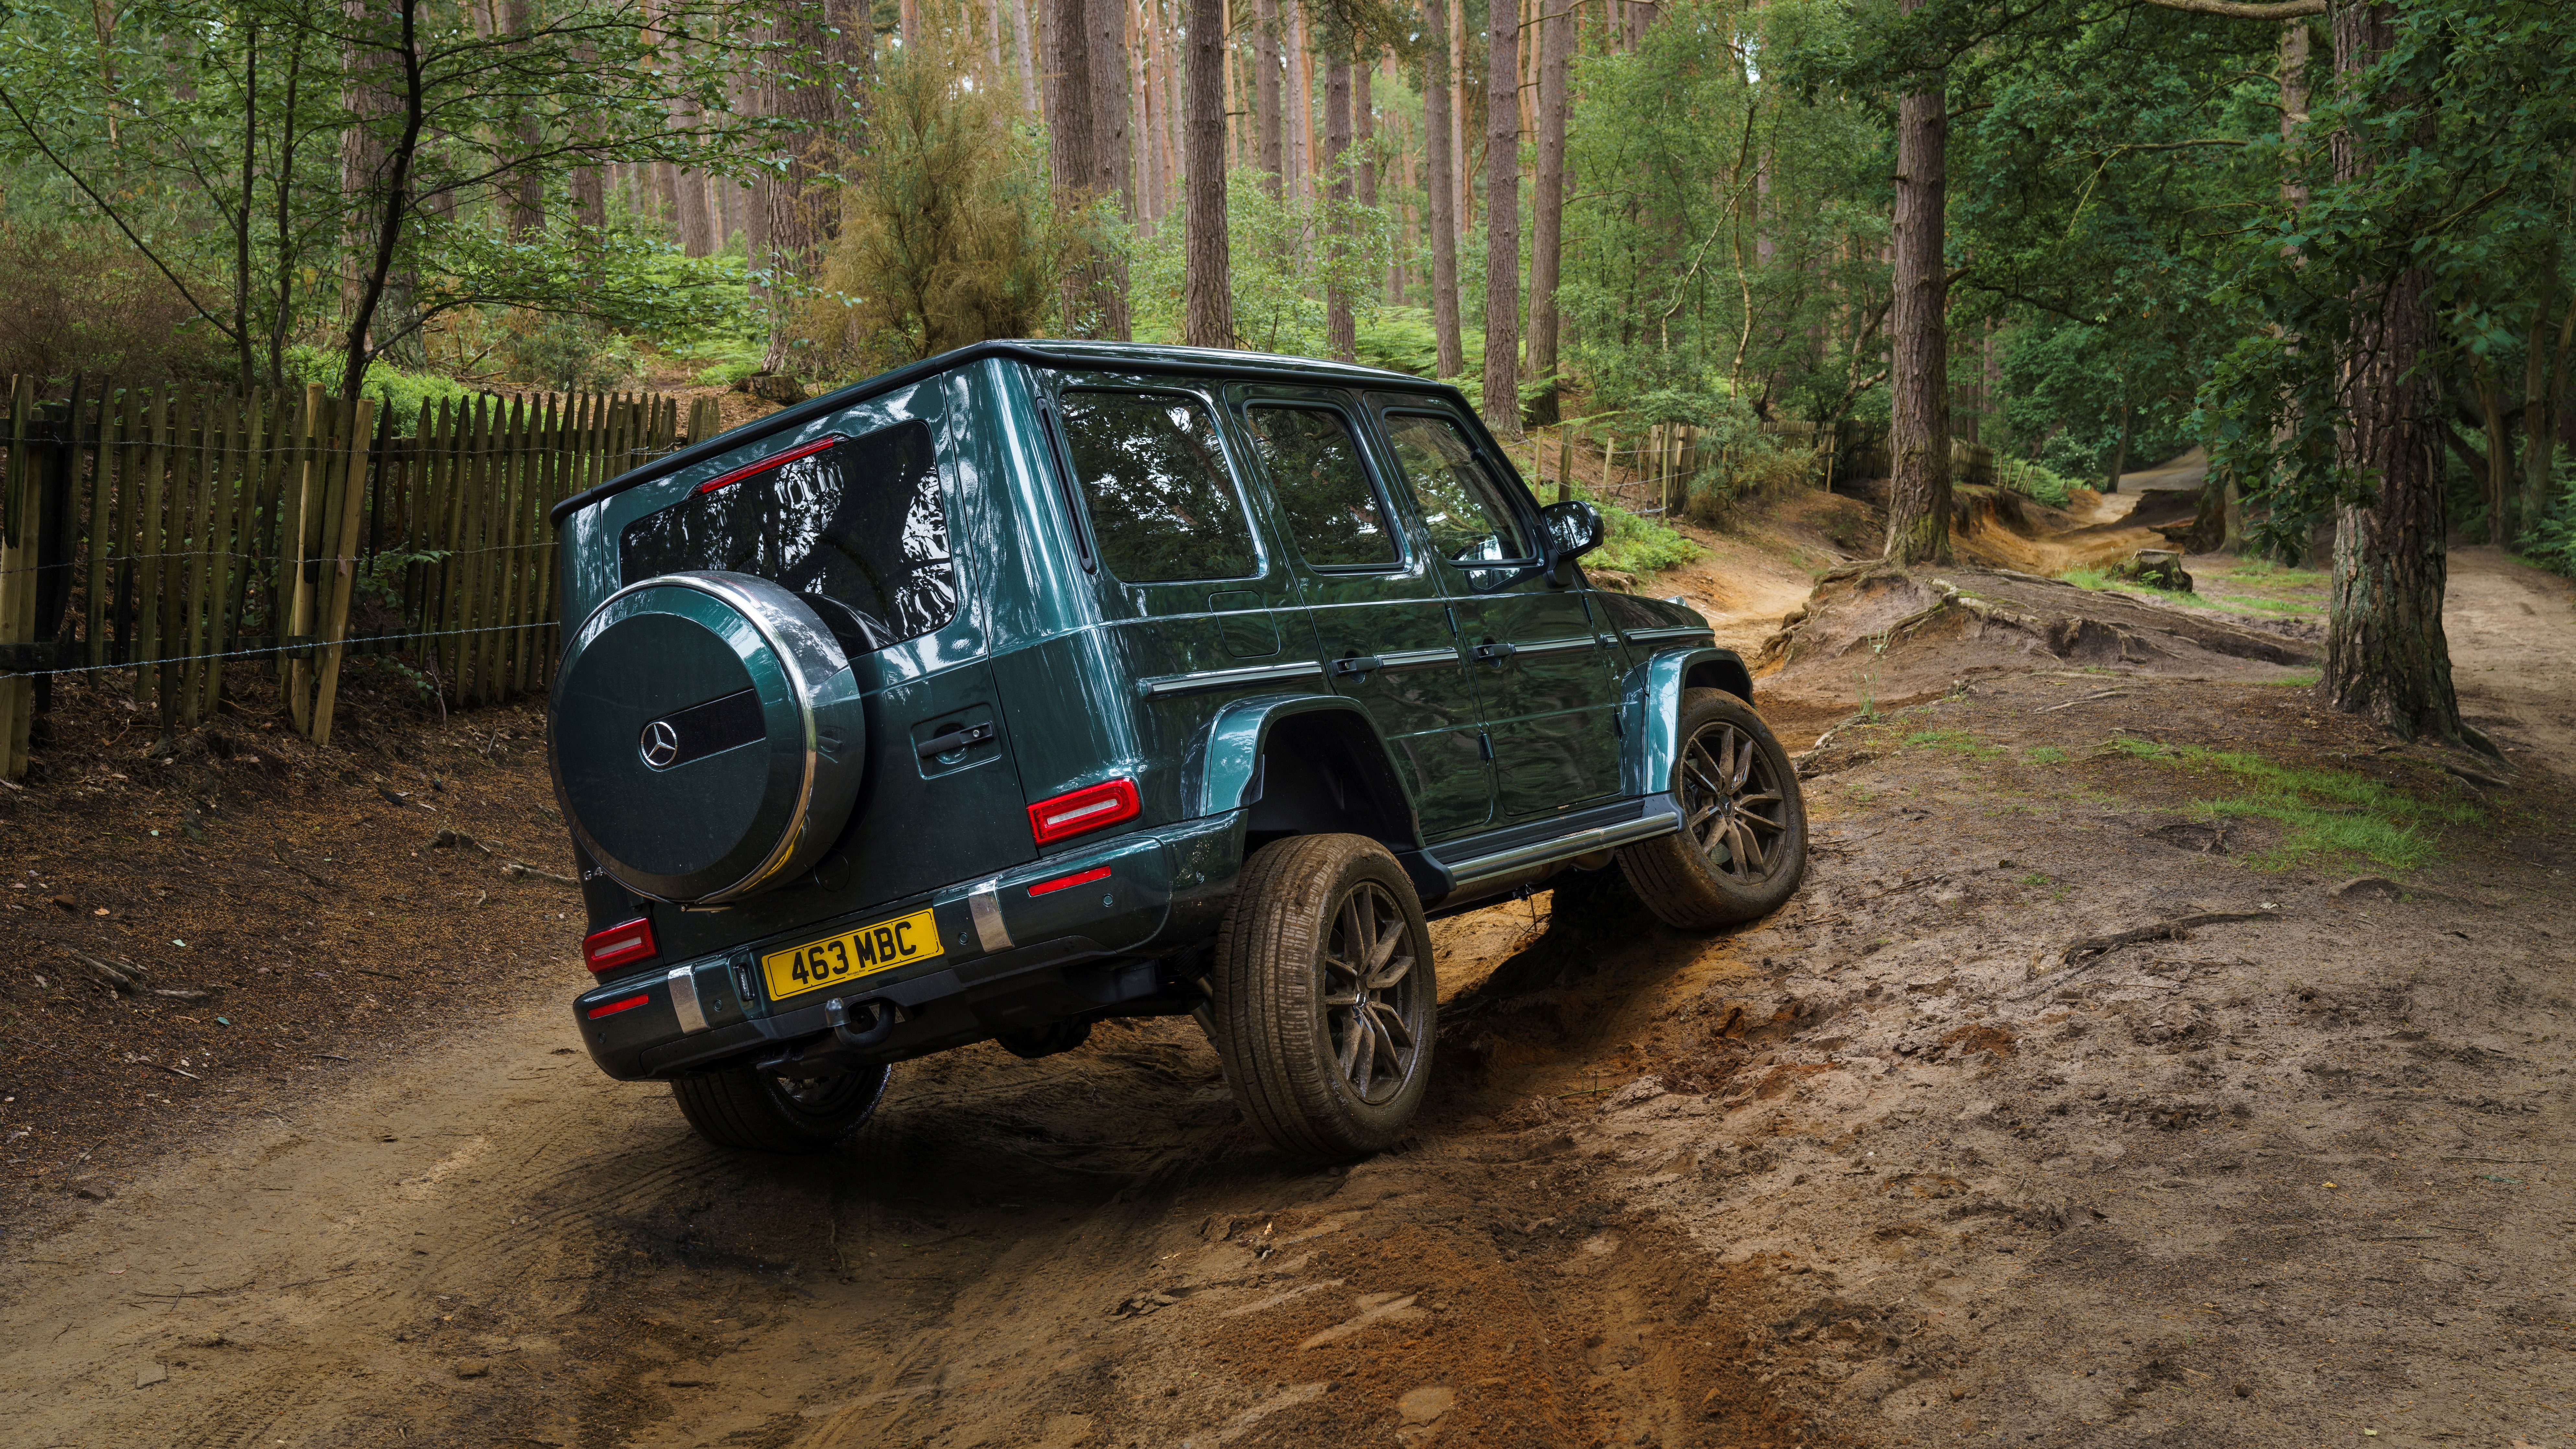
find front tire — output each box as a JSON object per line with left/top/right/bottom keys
{"left": 1207, "top": 834, "right": 1436, "bottom": 1157}
{"left": 670, "top": 1062, "right": 891, "bottom": 1153}
{"left": 1617, "top": 687, "right": 1808, "bottom": 929}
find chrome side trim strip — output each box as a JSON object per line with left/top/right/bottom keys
{"left": 1377, "top": 647, "right": 1464, "bottom": 671}
{"left": 669, "top": 965, "right": 709, "bottom": 1034}
{"left": 1430, "top": 809, "right": 1682, "bottom": 890}
{"left": 1135, "top": 659, "right": 1326, "bottom": 698}
{"left": 1623, "top": 626, "right": 1716, "bottom": 644}
{"left": 1513, "top": 637, "right": 1604, "bottom": 656}
{"left": 967, "top": 882, "right": 1013, "bottom": 953}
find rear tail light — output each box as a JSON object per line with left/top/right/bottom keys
{"left": 1026, "top": 778, "right": 1142, "bottom": 846}
{"left": 583, "top": 917, "right": 659, "bottom": 975}
{"left": 587, "top": 993, "right": 652, "bottom": 1020}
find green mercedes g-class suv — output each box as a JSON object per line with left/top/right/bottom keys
{"left": 550, "top": 341, "right": 1806, "bottom": 1158}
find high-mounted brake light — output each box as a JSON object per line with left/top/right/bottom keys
{"left": 695, "top": 435, "right": 842, "bottom": 494}
{"left": 583, "top": 917, "right": 659, "bottom": 975}
{"left": 1026, "top": 778, "right": 1142, "bottom": 847}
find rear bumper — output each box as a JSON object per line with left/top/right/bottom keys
{"left": 571, "top": 811, "right": 1241, "bottom": 1080}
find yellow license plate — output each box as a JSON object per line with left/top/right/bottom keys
{"left": 761, "top": 908, "right": 942, "bottom": 1002}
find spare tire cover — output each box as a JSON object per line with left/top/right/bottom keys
{"left": 552, "top": 571, "right": 864, "bottom": 904}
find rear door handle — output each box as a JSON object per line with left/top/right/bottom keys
{"left": 1473, "top": 641, "right": 1517, "bottom": 666}
{"left": 1332, "top": 655, "right": 1386, "bottom": 678}
{"left": 917, "top": 722, "right": 995, "bottom": 758}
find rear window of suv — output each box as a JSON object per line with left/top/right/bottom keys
{"left": 620, "top": 420, "right": 956, "bottom": 654}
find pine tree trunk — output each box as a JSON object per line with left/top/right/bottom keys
{"left": 2105, "top": 403, "right": 2132, "bottom": 495}
{"left": 1014, "top": 0, "right": 1038, "bottom": 110}
{"left": 1525, "top": 0, "right": 1570, "bottom": 406}
{"left": 1088, "top": 0, "right": 1134, "bottom": 337}
{"left": 1479, "top": 7, "right": 1522, "bottom": 440}
{"left": 1423, "top": 0, "right": 1463, "bottom": 380}
{"left": 1882, "top": 1, "right": 1949, "bottom": 564}
{"left": 757, "top": 0, "right": 844, "bottom": 371}
{"left": 1048, "top": 0, "right": 1103, "bottom": 333}
{"left": 2523, "top": 290, "right": 2574, "bottom": 536}
{"left": 1254, "top": 0, "right": 1283, "bottom": 194}
{"left": 2322, "top": 0, "right": 2471, "bottom": 747}
{"left": 1324, "top": 50, "right": 1354, "bottom": 362}
{"left": 1286, "top": 6, "right": 1310, "bottom": 206}
{"left": 1183, "top": 0, "right": 1233, "bottom": 346}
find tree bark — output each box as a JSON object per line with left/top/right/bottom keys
{"left": 1285, "top": 3, "right": 1311, "bottom": 205}
{"left": 1014, "top": 0, "right": 1038, "bottom": 110}
{"left": 1253, "top": 0, "right": 1283, "bottom": 192}
{"left": 758, "top": 0, "right": 844, "bottom": 370}
{"left": 1089, "top": 0, "right": 1134, "bottom": 336}
{"left": 1882, "top": 0, "right": 1948, "bottom": 564}
{"left": 2523, "top": 289, "right": 2575, "bottom": 536}
{"left": 2104, "top": 403, "right": 2132, "bottom": 495}
{"left": 1324, "top": 48, "right": 1354, "bottom": 361}
{"left": 1479, "top": 6, "right": 1521, "bottom": 439}
{"left": 504, "top": 0, "right": 543, "bottom": 237}
{"left": 2321, "top": 0, "right": 2469, "bottom": 746}
{"left": 1422, "top": 0, "right": 1462, "bottom": 379}
{"left": 1525, "top": 0, "right": 1569, "bottom": 402}
{"left": 1183, "top": 0, "right": 1233, "bottom": 345}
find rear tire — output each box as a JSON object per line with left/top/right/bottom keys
{"left": 670, "top": 1062, "right": 891, "bottom": 1153}
{"left": 1617, "top": 687, "right": 1808, "bottom": 930}
{"left": 1207, "top": 834, "right": 1436, "bottom": 1157}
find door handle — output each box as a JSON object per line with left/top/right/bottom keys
{"left": 1473, "top": 640, "right": 1516, "bottom": 667}
{"left": 1332, "top": 655, "right": 1386, "bottom": 679}
{"left": 916, "top": 721, "right": 995, "bottom": 758}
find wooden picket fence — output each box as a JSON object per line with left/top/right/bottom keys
{"left": 0, "top": 379, "right": 725, "bottom": 777}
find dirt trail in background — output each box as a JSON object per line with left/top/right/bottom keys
{"left": 5, "top": 506, "right": 2572, "bottom": 1449}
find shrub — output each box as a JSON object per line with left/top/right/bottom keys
{"left": 282, "top": 346, "right": 475, "bottom": 433}
{"left": 1994, "top": 456, "right": 2080, "bottom": 509}
{"left": 781, "top": 30, "right": 1083, "bottom": 379}
{"left": 0, "top": 225, "right": 230, "bottom": 387}
{"left": 2523, "top": 450, "right": 2576, "bottom": 580}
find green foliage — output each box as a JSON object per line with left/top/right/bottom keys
{"left": 1351, "top": 307, "right": 1482, "bottom": 383}
{"left": 281, "top": 347, "right": 472, "bottom": 433}
{"left": 2522, "top": 449, "right": 2576, "bottom": 579}
{"left": 2199, "top": 1, "right": 2576, "bottom": 557}
{"left": 1991, "top": 455, "right": 2078, "bottom": 509}
{"left": 786, "top": 34, "right": 1078, "bottom": 379}
{"left": 495, "top": 316, "right": 640, "bottom": 393}
{"left": 1132, "top": 165, "right": 1397, "bottom": 363}
{"left": 1555, "top": 479, "right": 1702, "bottom": 578}
{"left": 1565, "top": 0, "right": 1893, "bottom": 427}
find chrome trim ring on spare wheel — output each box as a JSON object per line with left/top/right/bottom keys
{"left": 551, "top": 570, "right": 865, "bottom": 905}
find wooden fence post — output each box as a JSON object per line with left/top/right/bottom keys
{"left": 306, "top": 398, "right": 376, "bottom": 745}
{"left": 0, "top": 377, "right": 34, "bottom": 778}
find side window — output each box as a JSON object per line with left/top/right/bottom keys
{"left": 620, "top": 420, "right": 955, "bottom": 655}
{"left": 1241, "top": 405, "right": 1401, "bottom": 569}
{"left": 1382, "top": 414, "right": 1533, "bottom": 567}
{"left": 1059, "top": 389, "right": 1260, "bottom": 583}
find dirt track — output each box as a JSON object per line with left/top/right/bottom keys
{"left": 3, "top": 533, "right": 2571, "bottom": 1449}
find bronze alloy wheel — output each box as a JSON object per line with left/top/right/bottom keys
{"left": 1209, "top": 834, "right": 1438, "bottom": 1157}
{"left": 1321, "top": 880, "right": 1422, "bottom": 1106}
{"left": 1678, "top": 717, "right": 1792, "bottom": 883}
{"left": 1615, "top": 688, "right": 1809, "bottom": 930}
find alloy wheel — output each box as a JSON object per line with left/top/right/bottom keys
{"left": 1319, "top": 881, "right": 1420, "bottom": 1105}
{"left": 1679, "top": 720, "right": 1791, "bottom": 883}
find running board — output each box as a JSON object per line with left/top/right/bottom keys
{"left": 1426, "top": 800, "right": 1682, "bottom": 894}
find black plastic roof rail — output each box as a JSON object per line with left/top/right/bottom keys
{"left": 547, "top": 338, "right": 1465, "bottom": 529}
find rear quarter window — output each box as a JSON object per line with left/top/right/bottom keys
{"left": 619, "top": 420, "right": 955, "bottom": 655}
{"left": 1058, "top": 389, "right": 1259, "bottom": 584}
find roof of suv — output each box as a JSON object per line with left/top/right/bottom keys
{"left": 551, "top": 339, "right": 1460, "bottom": 527}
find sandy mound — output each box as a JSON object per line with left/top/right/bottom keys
{"left": 1751, "top": 562, "right": 2317, "bottom": 713}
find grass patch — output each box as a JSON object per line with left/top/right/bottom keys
{"left": 1906, "top": 727, "right": 2002, "bottom": 758}
{"left": 2107, "top": 740, "right": 2478, "bottom": 871}
{"left": 2021, "top": 745, "right": 2067, "bottom": 765}
{"left": 2263, "top": 668, "right": 2322, "bottom": 689}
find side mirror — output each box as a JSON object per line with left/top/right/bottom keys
{"left": 1537, "top": 499, "right": 1605, "bottom": 586}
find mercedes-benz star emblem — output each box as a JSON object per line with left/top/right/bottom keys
{"left": 639, "top": 719, "right": 681, "bottom": 769}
